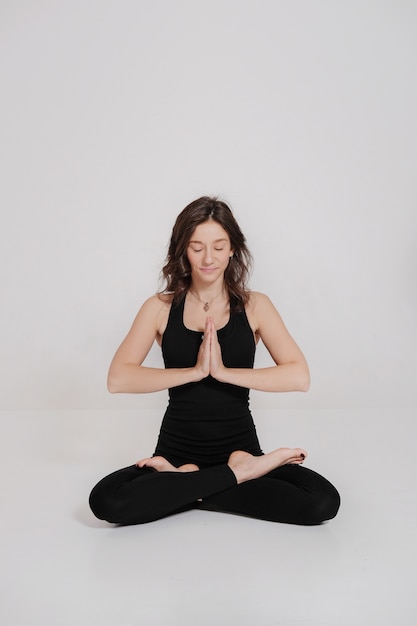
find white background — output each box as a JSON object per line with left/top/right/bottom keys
{"left": 1, "top": 5, "right": 416, "bottom": 624}
{"left": 1, "top": 0, "right": 416, "bottom": 411}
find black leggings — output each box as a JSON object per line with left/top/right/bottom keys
{"left": 89, "top": 463, "right": 340, "bottom": 526}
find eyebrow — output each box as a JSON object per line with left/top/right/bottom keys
{"left": 189, "top": 238, "right": 229, "bottom": 244}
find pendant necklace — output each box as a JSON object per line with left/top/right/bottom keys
{"left": 189, "top": 288, "right": 224, "bottom": 312}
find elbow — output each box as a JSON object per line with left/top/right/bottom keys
{"left": 299, "top": 367, "right": 310, "bottom": 392}
{"left": 107, "top": 373, "right": 121, "bottom": 394}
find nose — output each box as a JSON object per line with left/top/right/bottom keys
{"left": 202, "top": 249, "right": 213, "bottom": 265}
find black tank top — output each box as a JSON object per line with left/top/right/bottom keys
{"left": 153, "top": 296, "right": 262, "bottom": 467}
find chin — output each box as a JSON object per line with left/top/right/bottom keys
{"left": 197, "top": 271, "right": 222, "bottom": 281}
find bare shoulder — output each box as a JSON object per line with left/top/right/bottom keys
{"left": 245, "top": 291, "right": 306, "bottom": 367}
{"left": 247, "top": 291, "right": 275, "bottom": 309}
{"left": 139, "top": 293, "right": 171, "bottom": 314}
{"left": 244, "top": 291, "right": 270, "bottom": 335}
{"left": 135, "top": 293, "right": 172, "bottom": 336}
{"left": 246, "top": 291, "right": 279, "bottom": 320}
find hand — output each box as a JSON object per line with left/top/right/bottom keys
{"left": 194, "top": 317, "right": 211, "bottom": 380}
{"left": 207, "top": 317, "right": 226, "bottom": 380}
{"left": 194, "top": 316, "right": 226, "bottom": 382}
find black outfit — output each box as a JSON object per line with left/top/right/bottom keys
{"left": 89, "top": 297, "right": 340, "bottom": 525}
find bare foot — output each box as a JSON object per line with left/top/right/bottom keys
{"left": 228, "top": 448, "right": 307, "bottom": 484}
{"left": 178, "top": 463, "right": 200, "bottom": 472}
{"left": 136, "top": 456, "right": 199, "bottom": 473}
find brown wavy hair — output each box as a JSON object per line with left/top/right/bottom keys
{"left": 159, "top": 196, "right": 252, "bottom": 311}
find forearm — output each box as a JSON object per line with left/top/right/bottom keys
{"left": 215, "top": 362, "right": 310, "bottom": 393}
{"left": 107, "top": 364, "right": 201, "bottom": 394}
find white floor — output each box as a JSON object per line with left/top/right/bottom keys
{"left": 1, "top": 408, "right": 416, "bottom": 626}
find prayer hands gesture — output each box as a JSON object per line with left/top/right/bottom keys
{"left": 194, "top": 316, "right": 225, "bottom": 381}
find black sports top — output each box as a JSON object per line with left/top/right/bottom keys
{"left": 153, "top": 296, "right": 263, "bottom": 468}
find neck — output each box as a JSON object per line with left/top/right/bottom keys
{"left": 188, "top": 283, "right": 227, "bottom": 312}
{"left": 189, "top": 279, "right": 226, "bottom": 302}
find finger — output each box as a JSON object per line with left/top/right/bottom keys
{"left": 136, "top": 456, "right": 153, "bottom": 467}
{"left": 201, "top": 319, "right": 211, "bottom": 345}
{"left": 206, "top": 317, "right": 214, "bottom": 346}
{"left": 291, "top": 453, "right": 307, "bottom": 464}
{"left": 209, "top": 317, "right": 218, "bottom": 342}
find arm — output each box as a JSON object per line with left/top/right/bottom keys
{"left": 107, "top": 295, "right": 208, "bottom": 394}
{"left": 210, "top": 292, "right": 310, "bottom": 392}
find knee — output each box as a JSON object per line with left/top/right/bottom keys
{"left": 310, "top": 485, "right": 341, "bottom": 524}
{"left": 89, "top": 487, "right": 151, "bottom": 525}
{"left": 89, "top": 488, "right": 108, "bottom": 522}
{"left": 89, "top": 487, "right": 121, "bottom": 524}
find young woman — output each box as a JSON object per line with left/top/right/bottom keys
{"left": 89, "top": 197, "right": 340, "bottom": 525}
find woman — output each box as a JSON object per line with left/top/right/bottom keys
{"left": 89, "top": 196, "right": 340, "bottom": 525}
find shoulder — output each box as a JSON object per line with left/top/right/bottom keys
{"left": 247, "top": 291, "right": 273, "bottom": 307}
{"left": 141, "top": 293, "right": 173, "bottom": 312}
{"left": 245, "top": 291, "right": 279, "bottom": 334}
{"left": 246, "top": 291, "right": 277, "bottom": 315}
{"left": 133, "top": 293, "right": 172, "bottom": 335}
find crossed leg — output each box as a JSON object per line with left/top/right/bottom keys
{"left": 89, "top": 462, "right": 236, "bottom": 525}
{"left": 88, "top": 447, "right": 338, "bottom": 526}
{"left": 201, "top": 463, "right": 341, "bottom": 524}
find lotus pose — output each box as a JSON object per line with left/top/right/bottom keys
{"left": 89, "top": 197, "right": 340, "bottom": 525}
